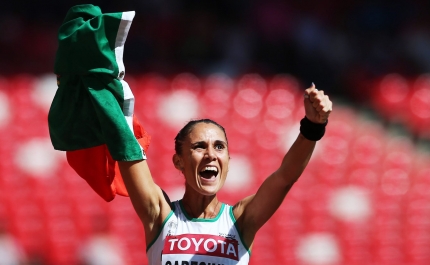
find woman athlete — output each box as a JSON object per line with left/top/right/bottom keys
{"left": 49, "top": 5, "right": 332, "bottom": 264}
{"left": 118, "top": 84, "right": 332, "bottom": 264}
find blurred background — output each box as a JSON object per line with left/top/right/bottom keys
{"left": 1, "top": 0, "right": 430, "bottom": 264}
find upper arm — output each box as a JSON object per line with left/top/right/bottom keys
{"left": 234, "top": 134, "right": 316, "bottom": 243}
{"left": 118, "top": 160, "right": 172, "bottom": 242}
{"left": 233, "top": 171, "right": 294, "bottom": 243}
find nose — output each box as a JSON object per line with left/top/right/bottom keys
{"left": 205, "top": 146, "right": 216, "bottom": 160}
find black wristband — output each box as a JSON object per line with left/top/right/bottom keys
{"left": 300, "top": 116, "right": 327, "bottom": 141}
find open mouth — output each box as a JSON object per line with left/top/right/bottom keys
{"left": 199, "top": 166, "right": 218, "bottom": 179}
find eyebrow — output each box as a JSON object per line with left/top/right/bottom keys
{"left": 191, "top": 140, "right": 227, "bottom": 146}
{"left": 215, "top": 140, "right": 228, "bottom": 146}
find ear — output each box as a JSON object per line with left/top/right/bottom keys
{"left": 172, "top": 154, "right": 184, "bottom": 171}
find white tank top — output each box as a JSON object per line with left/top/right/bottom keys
{"left": 146, "top": 200, "right": 251, "bottom": 265}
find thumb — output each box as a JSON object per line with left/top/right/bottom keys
{"left": 304, "top": 82, "right": 316, "bottom": 99}
{"left": 304, "top": 82, "right": 317, "bottom": 118}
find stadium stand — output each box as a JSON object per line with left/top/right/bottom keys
{"left": 0, "top": 73, "right": 429, "bottom": 265}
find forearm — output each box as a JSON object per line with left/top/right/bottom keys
{"left": 276, "top": 133, "right": 316, "bottom": 185}
{"left": 236, "top": 133, "right": 316, "bottom": 237}
{"left": 118, "top": 160, "right": 161, "bottom": 220}
{"left": 118, "top": 160, "right": 172, "bottom": 244}
{"left": 236, "top": 85, "right": 331, "bottom": 239}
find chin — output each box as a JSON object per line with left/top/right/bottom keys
{"left": 199, "top": 185, "right": 222, "bottom": 196}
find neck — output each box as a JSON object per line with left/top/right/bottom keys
{"left": 182, "top": 190, "right": 221, "bottom": 219}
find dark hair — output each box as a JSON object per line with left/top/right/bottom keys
{"left": 174, "top": 119, "right": 228, "bottom": 155}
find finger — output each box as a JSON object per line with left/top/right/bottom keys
{"left": 324, "top": 97, "right": 333, "bottom": 112}
{"left": 311, "top": 92, "right": 325, "bottom": 108}
{"left": 314, "top": 94, "right": 332, "bottom": 112}
{"left": 319, "top": 105, "right": 331, "bottom": 116}
{"left": 313, "top": 100, "right": 322, "bottom": 109}
{"left": 309, "top": 89, "right": 324, "bottom": 98}
{"left": 320, "top": 96, "right": 333, "bottom": 113}
{"left": 307, "top": 91, "right": 319, "bottom": 104}
{"left": 304, "top": 83, "right": 317, "bottom": 98}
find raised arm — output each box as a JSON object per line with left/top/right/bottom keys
{"left": 48, "top": 3, "right": 172, "bottom": 248}
{"left": 118, "top": 160, "right": 172, "bottom": 245}
{"left": 234, "top": 84, "right": 332, "bottom": 247}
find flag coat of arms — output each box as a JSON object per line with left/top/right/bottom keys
{"left": 48, "top": 4, "right": 150, "bottom": 201}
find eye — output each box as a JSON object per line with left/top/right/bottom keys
{"left": 215, "top": 144, "right": 225, "bottom": 150}
{"left": 192, "top": 143, "right": 205, "bottom": 150}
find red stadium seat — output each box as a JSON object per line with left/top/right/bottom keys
{"left": 201, "top": 82, "right": 234, "bottom": 122}
{"left": 171, "top": 73, "right": 202, "bottom": 94}
{"left": 382, "top": 137, "right": 415, "bottom": 173}
{"left": 232, "top": 89, "right": 264, "bottom": 122}
{"left": 406, "top": 85, "right": 430, "bottom": 136}
{"left": 349, "top": 133, "right": 385, "bottom": 169}
{"left": 371, "top": 73, "right": 411, "bottom": 122}
{"left": 346, "top": 167, "right": 379, "bottom": 196}
{"left": 264, "top": 84, "right": 297, "bottom": 121}
{"left": 236, "top": 74, "right": 268, "bottom": 96}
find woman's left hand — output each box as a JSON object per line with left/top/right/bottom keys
{"left": 304, "top": 83, "right": 332, "bottom": 124}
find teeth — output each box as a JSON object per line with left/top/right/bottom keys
{"left": 201, "top": 166, "right": 218, "bottom": 172}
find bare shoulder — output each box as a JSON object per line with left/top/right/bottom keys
{"left": 232, "top": 195, "right": 258, "bottom": 249}
{"left": 154, "top": 185, "right": 174, "bottom": 222}
{"left": 232, "top": 195, "right": 255, "bottom": 223}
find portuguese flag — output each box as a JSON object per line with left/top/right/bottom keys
{"left": 48, "top": 4, "right": 150, "bottom": 201}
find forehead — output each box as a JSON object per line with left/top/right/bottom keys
{"left": 187, "top": 123, "right": 226, "bottom": 142}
